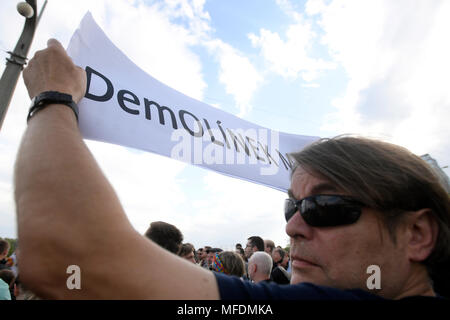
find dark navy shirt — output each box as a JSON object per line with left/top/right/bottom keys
{"left": 214, "top": 272, "right": 385, "bottom": 300}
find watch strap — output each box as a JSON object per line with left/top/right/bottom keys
{"left": 27, "top": 91, "right": 79, "bottom": 123}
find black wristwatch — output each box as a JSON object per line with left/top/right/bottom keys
{"left": 27, "top": 91, "right": 79, "bottom": 123}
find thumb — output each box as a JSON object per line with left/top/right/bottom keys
{"left": 47, "top": 38, "right": 64, "bottom": 49}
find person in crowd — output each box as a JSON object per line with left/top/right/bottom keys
{"left": 199, "top": 246, "right": 211, "bottom": 269}
{"left": 0, "top": 269, "right": 16, "bottom": 300}
{"left": 270, "top": 247, "right": 291, "bottom": 284}
{"left": 243, "top": 236, "right": 265, "bottom": 280}
{"left": 7, "top": 251, "right": 18, "bottom": 277}
{"left": 271, "top": 265, "right": 291, "bottom": 285}
{"left": 207, "top": 248, "right": 223, "bottom": 270}
{"left": 283, "top": 249, "right": 291, "bottom": 273}
{"left": 272, "top": 247, "right": 285, "bottom": 268}
{"left": 144, "top": 221, "right": 183, "bottom": 254}
{"left": 244, "top": 236, "right": 265, "bottom": 260}
{"left": 248, "top": 252, "right": 273, "bottom": 283}
{"left": 281, "top": 248, "right": 289, "bottom": 270}
{"left": 0, "top": 239, "right": 10, "bottom": 271}
{"left": 13, "top": 276, "right": 39, "bottom": 300}
{"left": 196, "top": 248, "right": 203, "bottom": 263}
{"left": 15, "top": 39, "right": 450, "bottom": 299}
{"left": 235, "top": 247, "right": 246, "bottom": 263}
{"left": 264, "top": 239, "right": 275, "bottom": 255}
{"left": 178, "top": 243, "right": 196, "bottom": 264}
{"left": 0, "top": 278, "right": 10, "bottom": 300}
{"left": 200, "top": 247, "right": 209, "bottom": 268}
{"left": 211, "top": 251, "right": 245, "bottom": 278}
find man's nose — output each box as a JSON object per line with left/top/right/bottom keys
{"left": 285, "top": 209, "right": 314, "bottom": 240}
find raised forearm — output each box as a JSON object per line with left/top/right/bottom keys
{"left": 14, "top": 103, "right": 135, "bottom": 297}
{"left": 14, "top": 113, "right": 219, "bottom": 299}
{"left": 14, "top": 39, "right": 134, "bottom": 297}
{"left": 15, "top": 103, "right": 131, "bottom": 234}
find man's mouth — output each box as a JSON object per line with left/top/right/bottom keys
{"left": 291, "top": 255, "right": 319, "bottom": 268}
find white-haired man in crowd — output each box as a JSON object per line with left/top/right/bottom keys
{"left": 248, "top": 252, "right": 273, "bottom": 283}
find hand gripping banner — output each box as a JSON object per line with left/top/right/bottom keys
{"left": 67, "top": 12, "right": 319, "bottom": 192}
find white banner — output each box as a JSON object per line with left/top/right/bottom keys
{"left": 67, "top": 12, "right": 319, "bottom": 192}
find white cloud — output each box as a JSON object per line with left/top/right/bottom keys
{"left": 163, "top": 0, "right": 212, "bottom": 39}
{"left": 275, "top": 0, "right": 303, "bottom": 21}
{"left": 249, "top": 7, "right": 335, "bottom": 83}
{"left": 302, "top": 83, "right": 320, "bottom": 88}
{"left": 205, "top": 39, "right": 263, "bottom": 117}
{"left": 311, "top": 0, "right": 450, "bottom": 168}
{"left": 99, "top": 1, "right": 208, "bottom": 101}
{"left": 159, "top": 0, "right": 264, "bottom": 117}
{"left": 305, "top": 0, "right": 327, "bottom": 16}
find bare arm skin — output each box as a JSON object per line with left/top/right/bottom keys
{"left": 15, "top": 39, "right": 219, "bottom": 299}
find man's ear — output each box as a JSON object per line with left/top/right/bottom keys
{"left": 407, "top": 209, "right": 439, "bottom": 262}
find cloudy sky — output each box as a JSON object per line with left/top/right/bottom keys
{"left": 1, "top": 0, "right": 449, "bottom": 250}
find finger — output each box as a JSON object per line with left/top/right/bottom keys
{"left": 47, "top": 38, "right": 64, "bottom": 50}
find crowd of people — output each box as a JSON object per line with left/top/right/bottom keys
{"left": 0, "top": 239, "right": 37, "bottom": 300}
{"left": 143, "top": 221, "right": 293, "bottom": 284}
{"left": 0, "top": 229, "right": 293, "bottom": 300}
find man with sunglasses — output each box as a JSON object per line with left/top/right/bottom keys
{"left": 16, "top": 39, "right": 450, "bottom": 300}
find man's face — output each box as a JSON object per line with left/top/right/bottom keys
{"left": 207, "top": 252, "right": 214, "bottom": 265}
{"left": 286, "top": 167, "right": 410, "bottom": 298}
{"left": 282, "top": 253, "right": 289, "bottom": 268}
{"left": 182, "top": 251, "right": 196, "bottom": 264}
{"left": 272, "top": 251, "right": 281, "bottom": 265}
{"left": 0, "top": 244, "right": 9, "bottom": 259}
{"left": 244, "top": 240, "right": 254, "bottom": 259}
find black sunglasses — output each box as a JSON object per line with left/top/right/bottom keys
{"left": 284, "top": 195, "right": 364, "bottom": 227}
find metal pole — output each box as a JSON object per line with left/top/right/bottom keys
{"left": 37, "top": 0, "right": 48, "bottom": 27}
{"left": 0, "top": 0, "right": 45, "bottom": 130}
